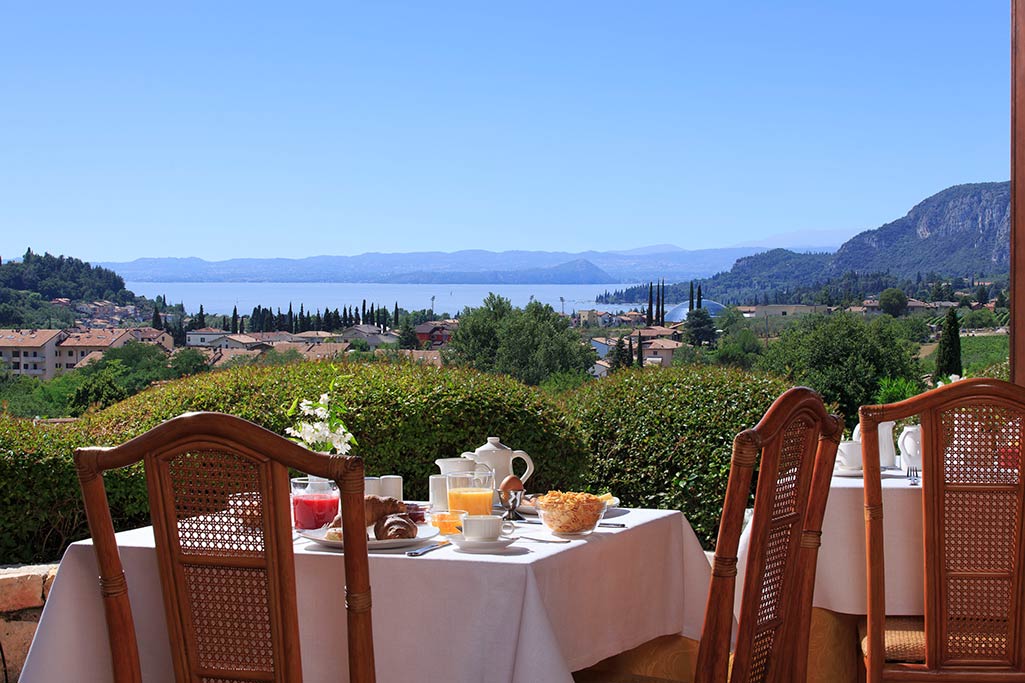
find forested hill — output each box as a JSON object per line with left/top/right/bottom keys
{"left": 0, "top": 249, "right": 133, "bottom": 302}
{"left": 600, "top": 181, "right": 1010, "bottom": 305}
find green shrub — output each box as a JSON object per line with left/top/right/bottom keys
{"left": 563, "top": 365, "right": 790, "bottom": 549}
{"left": 1, "top": 360, "right": 588, "bottom": 563}
{"left": 0, "top": 417, "right": 149, "bottom": 564}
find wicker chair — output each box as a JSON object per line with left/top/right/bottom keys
{"left": 74, "top": 411, "right": 376, "bottom": 683}
{"left": 694, "top": 386, "right": 842, "bottom": 683}
{"left": 574, "top": 388, "right": 841, "bottom": 683}
{"left": 860, "top": 378, "right": 1025, "bottom": 682}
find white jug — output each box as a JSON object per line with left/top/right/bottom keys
{"left": 435, "top": 457, "right": 478, "bottom": 475}
{"left": 898, "top": 424, "right": 922, "bottom": 470}
{"left": 852, "top": 420, "right": 897, "bottom": 468}
{"left": 463, "top": 437, "right": 535, "bottom": 489}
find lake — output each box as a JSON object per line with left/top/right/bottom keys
{"left": 125, "top": 281, "right": 645, "bottom": 317}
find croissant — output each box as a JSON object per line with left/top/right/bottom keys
{"left": 374, "top": 513, "right": 417, "bottom": 540}
{"left": 364, "top": 495, "right": 406, "bottom": 527}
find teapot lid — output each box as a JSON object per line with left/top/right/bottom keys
{"left": 475, "top": 436, "right": 512, "bottom": 454}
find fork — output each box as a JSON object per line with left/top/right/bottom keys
{"left": 907, "top": 466, "right": 920, "bottom": 486}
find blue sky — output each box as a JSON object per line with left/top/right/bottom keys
{"left": 0, "top": 2, "right": 1010, "bottom": 262}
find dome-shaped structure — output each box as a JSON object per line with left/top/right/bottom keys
{"left": 665, "top": 299, "right": 726, "bottom": 323}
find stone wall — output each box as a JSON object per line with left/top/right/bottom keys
{"left": 0, "top": 565, "right": 57, "bottom": 682}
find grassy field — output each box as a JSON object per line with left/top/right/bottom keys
{"left": 919, "top": 333, "right": 1008, "bottom": 377}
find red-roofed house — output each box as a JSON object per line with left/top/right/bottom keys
{"left": 56, "top": 328, "right": 132, "bottom": 371}
{"left": 186, "top": 328, "right": 229, "bottom": 348}
{"left": 0, "top": 328, "right": 67, "bottom": 380}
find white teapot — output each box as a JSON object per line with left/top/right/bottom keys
{"left": 852, "top": 420, "right": 897, "bottom": 468}
{"left": 898, "top": 424, "right": 922, "bottom": 470}
{"left": 463, "top": 437, "right": 535, "bottom": 491}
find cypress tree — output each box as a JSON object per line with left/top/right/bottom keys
{"left": 660, "top": 279, "right": 667, "bottom": 325}
{"left": 362, "top": 299, "right": 367, "bottom": 324}
{"left": 697, "top": 284, "right": 703, "bottom": 309}
{"left": 646, "top": 283, "right": 653, "bottom": 326}
{"left": 689, "top": 281, "right": 694, "bottom": 312}
{"left": 394, "top": 302, "right": 400, "bottom": 330}
{"left": 933, "top": 308, "right": 963, "bottom": 382}
{"left": 151, "top": 308, "right": 162, "bottom": 330}
{"left": 636, "top": 333, "right": 644, "bottom": 366}
{"left": 231, "top": 306, "right": 239, "bottom": 335}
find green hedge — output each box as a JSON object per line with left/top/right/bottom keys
{"left": 0, "top": 361, "right": 589, "bottom": 564}
{"left": 563, "top": 365, "right": 790, "bottom": 548}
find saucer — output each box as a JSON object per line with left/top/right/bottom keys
{"left": 833, "top": 466, "right": 864, "bottom": 478}
{"left": 447, "top": 534, "right": 517, "bottom": 553}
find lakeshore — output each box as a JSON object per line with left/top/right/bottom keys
{"left": 125, "top": 281, "right": 647, "bottom": 317}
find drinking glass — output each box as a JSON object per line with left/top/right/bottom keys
{"left": 446, "top": 470, "right": 494, "bottom": 516}
{"left": 290, "top": 476, "right": 339, "bottom": 529}
{"left": 428, "top": 509, "right": 467, "bottom": 536}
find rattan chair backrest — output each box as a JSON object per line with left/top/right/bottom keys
{"left": 696, "top": 387, "right": 842, "bottom": 683}
{"left": 74, "top": 411, "right": 376, "bottom": 683}
{"left": 860, "top": 378, "right": 1025, "bottom": 681}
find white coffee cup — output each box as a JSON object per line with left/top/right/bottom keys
{"left": 461, "top": 514, "right": 515, "bottom": 541}
{"left": 836, "top": 441, "right": 862, "bottom": 471}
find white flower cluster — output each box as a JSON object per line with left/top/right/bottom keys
{"left": 286, "top": 391, "right": 355, "bottom": 455}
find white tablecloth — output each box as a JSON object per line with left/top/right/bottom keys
{"left": 22, "top": 508, "right": 711, "bottom": 683}
{"left": 737, "top": 471, "right": 922, "bottom": 617}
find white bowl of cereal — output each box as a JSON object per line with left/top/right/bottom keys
{"left": 534, "top": 491, "right": 608, "bottom": 536}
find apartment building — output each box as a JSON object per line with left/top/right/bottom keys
{"left": 55, "top": 328, "right": 133, "bottom": 370}
{"left": 0, "top": 329, "right": 67, "bottom": 380}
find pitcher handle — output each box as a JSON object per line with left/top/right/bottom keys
{"left": 513, "top": 450, "right": 535, "bottom": 484}
{"left": 898, "top": 428, "right": 917, "bottom": 457}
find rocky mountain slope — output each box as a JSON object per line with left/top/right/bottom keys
{"left": 828, "top": 181, "right": 1009, "bottom": 277}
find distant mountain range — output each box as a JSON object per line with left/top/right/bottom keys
{"left": 101, "top": 246, "right": 770, "bottom": 285}
{"left": 100, "top": 181, "right": 1010, "bottom": 287}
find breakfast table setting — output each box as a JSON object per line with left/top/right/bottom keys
{"left": 20, "top": 436, "right": 714, "bottom": 683}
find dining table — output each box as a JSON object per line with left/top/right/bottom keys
{"left": 21, "top": 506, "right": 713, "bottom": 683}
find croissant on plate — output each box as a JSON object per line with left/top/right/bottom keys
{"left": 365, "top": 495, "right": 406, "bottom": 526}
{"left": 374, "top": 513, "right": 417, "bottom": 540}
{"left": 326, "top": 494, "right": 406, "bottom": 529}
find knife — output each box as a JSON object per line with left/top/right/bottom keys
{"left": 406, "top": 540, "right": 451, "bottom": 557}
{"left": 518, "top": 520, "right": 627, "bottom": 528}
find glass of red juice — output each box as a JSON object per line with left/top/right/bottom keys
{"left": 290, "top": 477, "right": 340, "bottom": 529}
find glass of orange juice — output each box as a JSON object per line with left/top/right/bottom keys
{"left": 428, "top": 509, "right": 467, "bottom": 536}
{"left": 446, "top": 471, "right": 494, "bottom": 516}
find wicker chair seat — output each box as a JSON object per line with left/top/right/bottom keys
{"left": 858, "top": 615, "right": 925, "bottom": 663}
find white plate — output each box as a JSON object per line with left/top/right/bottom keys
{"left": 518, "top": 495, "right": 620, "bottom": 515}
{"left": 447, "top": 534, "right": 518, "bottom": 553}
{"left": 297, "top": 524, "right": 439, "bottom": 550}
